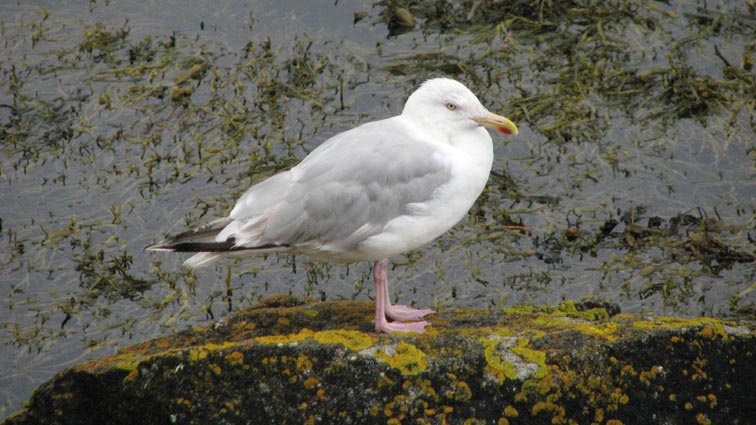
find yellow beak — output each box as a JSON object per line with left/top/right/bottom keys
{"left": 473, "top": 112, "right": 518, "bottom": 136}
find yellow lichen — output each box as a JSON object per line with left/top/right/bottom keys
{"left": 377, "top": 374, "right": 395, "bottom": 390}
{"left": 375, "top": 342, "right": 428, "bottom": 375}
{"left": 532, "top": 316, "right": 618, "bottom": 341}
{"left": 174, "top": 397, "right": 192, "bottom": 407}
{"left": 296, "top": 353, "right": 313, "bottom": 372}
{"left": 254, "top": 328, "right": 375, "bottom": 352}
{"left": 113, "top": 357, "right": 141, "bottom": 372}
{"left": 189, "top": 348, "right": 208, "bottom": 362}
{"left": 706, "top": 393, "right": 717, "bottom": 409}
{"left": 202, "top": 342, "right": 236, "bottom": 351}
{"left": 480, "top": 336, "right": 547, "bottom": 383}
{"left": 312, "top": 329, "right": 375, "bottom": 351}
{"left": 480, "top": 337, "right": 518, "bottom": 383}
{"left": 699, "top": 323, "right": 728, "bottom": 341}
{"left": 531, "top": 401, "right": 565, "bottom": 418}
{"left": 123, "top": 368, "right": 139, "bottom": 383}
{"left": 185, "top": 341, "right": 242, "bottom": 364}
{"left": 557, "top": 300, "right": 610, "bottom": 321}
{"left": 444, "top": 380, "right": 472, "bottom": 402}
{"left": 503, "top": 305, "right": 536, "bottom": 314}
{"left": 256, "top": 328, "right": 314, "bottom": 345}
{"left": 639, "top": 365, "right": 661, "bottom": 386}
{"left": 511, "top": 339, "right": 547, "bottom": 379}
{"left": 632, "top": 316, "right": 721, "bottom": 330}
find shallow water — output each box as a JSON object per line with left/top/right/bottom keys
{"left": 1, "top": 0, "right": 755, "bottom": 418}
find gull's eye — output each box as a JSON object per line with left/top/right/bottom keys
{"left": 446, "top": 103, "right": 457, "bottom": 111}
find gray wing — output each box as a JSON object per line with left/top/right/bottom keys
{"left": 228, "top": 117, "right": 452, "bottom": 251}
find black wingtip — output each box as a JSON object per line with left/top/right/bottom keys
{"left": 145, "top": 229, "right": 289, "bottom": 253}
{"left": 145, "top": 218, "right": 235, "bottom": 252}
{"left": 146, "top": 239, "right": 245, "bottom": 253}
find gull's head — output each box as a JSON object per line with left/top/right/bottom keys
{"left": 402, "top": 77, "right": 518, "bottom": 137}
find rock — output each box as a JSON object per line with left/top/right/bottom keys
{"left": 4, "top": 295, "right": 755, "bottom": 425}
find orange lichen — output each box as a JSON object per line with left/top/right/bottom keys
{"left": 503, "top": 405, "right": 519, "bottom": 417}
{"left": 224, "top": 351, "right": 244, "bottom": 366}
{"left": 696, "top": 413, "right": 712, "bottom": 425}
{"left": 208, "top": 363, "right": 221, "bottom": 376}
{"left": 304, "top": 377, "right": 320, "bottom": 389}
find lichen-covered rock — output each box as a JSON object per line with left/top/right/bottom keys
{"left": 5, "top": 295, "right": 755, "bottom": 425}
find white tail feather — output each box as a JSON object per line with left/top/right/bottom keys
{"left": 183, "top": 252, "right": 223, "bottom": 268}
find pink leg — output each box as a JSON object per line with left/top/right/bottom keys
{"left": 373, "top": 258, "right": 433, "bottom": 333}
{"left": 380, "top": 273, "right": 435, "bottom": 322}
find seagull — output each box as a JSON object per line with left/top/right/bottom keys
{"left": 146, "top": 77, "right": 518, "bottom": 333}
